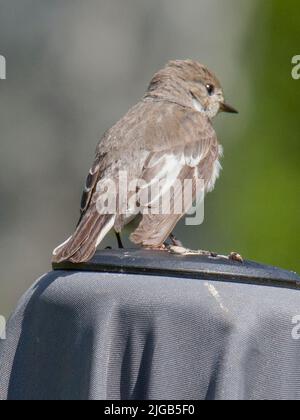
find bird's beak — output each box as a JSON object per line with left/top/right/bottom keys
{"left": 220, "top": 102, "right": 238, "bottom": 114}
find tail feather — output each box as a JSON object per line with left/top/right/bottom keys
{"left": 68, "top": 215, "right": 115, "bottom": 263}
{"left": 52, "top": 212, "right": 115, "bottom": 264}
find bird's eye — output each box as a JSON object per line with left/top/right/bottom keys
{"left": 206, "top": 84, "right": 215, "bottom": 96}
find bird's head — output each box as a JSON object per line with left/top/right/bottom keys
{"left": 146, "top": 60, "right": 238, "bottom": 119}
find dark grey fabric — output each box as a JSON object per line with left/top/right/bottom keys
{"left": 1, "top": 270, "right": 300, "bottom": 400}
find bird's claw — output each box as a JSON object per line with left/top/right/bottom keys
{"left": 228, "top": 252, "right": 244, "bottom": 263}
{"left": 168, "top": 246, "right": 214, "bottom": 257}
{"left": 169, "top": 234, "right": 184, "bottom": 248}
{"left": 168, "top": 245, "right": 244, "bottom": 263}
{"left": 145, "top": 244, "right": 167, "bottom": 251}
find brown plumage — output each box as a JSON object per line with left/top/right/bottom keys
{"left": 52, "top": 60, "right": 237, "bottom": 263}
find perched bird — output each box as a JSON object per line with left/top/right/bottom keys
{"left": 53, "top": 60, "right": 238, "bottom": 264}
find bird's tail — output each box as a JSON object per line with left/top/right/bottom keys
{"left": 52, "top": 211, "right": 116, "bottom": 264}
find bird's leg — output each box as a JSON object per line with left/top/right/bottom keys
{"left": 167, "top": 232, "right": 200, "bottom": 255}
{"left": 169, "top": 233, "right": 184, "bottom": 247}
{"left": 115, "top": 232, "right": 124, "bottom": 249}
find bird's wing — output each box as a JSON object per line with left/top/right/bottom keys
{"left": 53, "top": 101, "right": 221, "bottom": 261}
{"left": 130, "top": 106, "right": 221, "bottom": 247}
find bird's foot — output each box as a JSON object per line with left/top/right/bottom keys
{"left": 167, "top": 245, "right": 215, "bottom": 257}
{"left": 169, "top": 233, "right": 184, "bottom": 248}
{"left": 168, "top": 245, "right": 243, "bottom": 263}
{"left": 144, "top": 244, "right": 168, "bottom": 252}
{"left": 228, "top": 252, "right": 244, "bottom": 263}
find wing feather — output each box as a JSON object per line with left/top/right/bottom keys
{"left": 53, "top": 100, "right": 221, "bottom": 261}
{"left": 130, "top": 106, "right": 221, "bottom": 246}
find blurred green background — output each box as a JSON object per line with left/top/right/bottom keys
{"left": 0, "top": 0, "right": 299, "bottom": 317}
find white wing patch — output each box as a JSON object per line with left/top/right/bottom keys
{"left": 141, "top": 152, "right": 186, "bottom": 207}
{"left": 142, "top": 142, "right": 223, "bottom": 205}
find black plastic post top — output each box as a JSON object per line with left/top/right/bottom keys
{"left": 52, "top": 249, "right": 300, "bottom": 290}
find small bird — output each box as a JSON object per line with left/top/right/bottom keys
{"left": 53, "top": 60, "right": 238, "bottom": 264}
